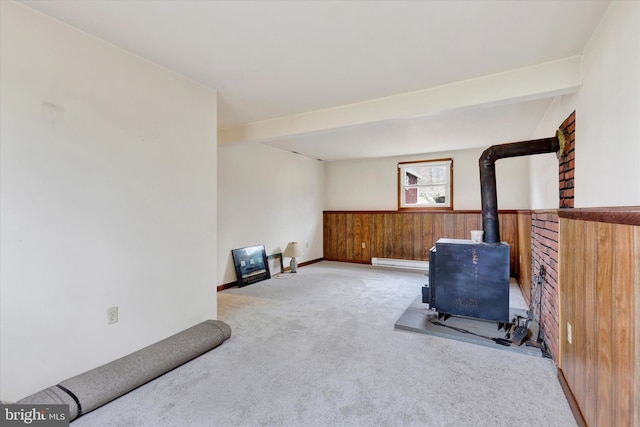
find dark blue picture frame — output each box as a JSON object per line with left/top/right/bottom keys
{"left": 231, "top": 245, "right": 270, "bottom": 287}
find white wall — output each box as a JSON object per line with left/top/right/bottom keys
{"left": 574, "top": 1, "right": 640, "bottom": 208}
{"left": 529, "top": 1, "right": 640, "bottom": 209}
{"left": 0, "top": 2, "right": 218, "bottom": 402}
{"left": 529, "top": 95, "right": 576, "bottom": 209}
{"left": 217, "top": 143, "right": 324, "bottom": 284}
{"left": 325, "top": 147, "right": 530, "bottom": 211}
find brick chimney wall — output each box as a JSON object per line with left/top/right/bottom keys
{"left": 530, "top": 111, "right": 575, "bottom": 362}
{"left": 531, "top": 212, "right": 560, "bottom": 360}
{"left": 559, "top": 113, "right": 576, "bottom": 208}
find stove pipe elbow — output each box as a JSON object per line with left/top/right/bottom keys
{"left": 479, "top": 130, "right": 565, "bottom": 244}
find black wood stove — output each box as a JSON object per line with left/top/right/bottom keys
{"left": 422, "top": 238, "right": 510, "bottom": 323}
{"left": 422, "top": 131, "right": 565, "bottom": 325}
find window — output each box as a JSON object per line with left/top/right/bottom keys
{"left": 398, "top": 158, "right": 453, "bottom": 210}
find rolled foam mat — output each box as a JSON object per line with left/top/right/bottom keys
{"left": 16, "top": 385, "right": 80, "bottom": 420}
{"left": 18, "top": 320, "right": 231, "bottom": 421}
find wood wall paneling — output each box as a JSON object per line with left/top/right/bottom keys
{"left": 402, "top": 214, "right": 413, "bottom": 259}
{"left": 433, "top": 214, "right": 444, "bottom": 251}
{"left": 362, "top": 213, "right": 371, "bottom": 262}
{"left": 346, "top": 213, "right": 354, "bottom": 261}
{"left": 413, "top": 214, "right": 423, "bottom": 261}
{"left": 595, "top": 222, "right": 613, "bottom": 427}
{"left": 557, "top": 210, "right": 639, "bottom": 427}
{"left": 383, "top": 214, "right": 394, "bottom": 258}
{"left": 500, "top": 213, "right": 517, "bottom": 275}
{"left": 336, "top": 213, "right": 346, "bottom": 261}
{"left": 635, "top": 227, "right": 640, "bottom": 427}
{"left": 373, "top": 214, "right": 384, "bottom": 260}
{"left": 560, "top": 219, "right": 576, "bottom": 395}
{"left": 516, "top": 212, "right": 532, "bottom": 305}
{"left": 323, "top": 213, "right": 329, "bottom": 261}
{"left": 352, "top": 213, "right": 361, "bottom": 261}
{"left": 583, "top": 221, "right": 597, "bottom": 425}
{"left": 442, "top": 214, "right": 455, "bottom": 240}
{"left": 422, "top": 214, "right": 434, "bottom": 253}
{"left": 573, "top": 220, "right": 586, "bottom": 416}
{"left": 323, "top": 211, "right": 521, "bottom": 275}
{"left": 612, "top": 225, "right": 633, "bottom": 427}
{"left": 464, "top": 213, "right": 482, "bottom": 239}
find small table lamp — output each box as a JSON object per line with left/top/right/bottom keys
{"left": 283, "top": 242, "right": 303, "bottom": 273}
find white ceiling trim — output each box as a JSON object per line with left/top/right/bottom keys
{"left": 218, "top": 56, "right": 582, "bottom": 146}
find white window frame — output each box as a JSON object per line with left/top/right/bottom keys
{"left": 398, "top": 158, "right": 453, "bottom": 210}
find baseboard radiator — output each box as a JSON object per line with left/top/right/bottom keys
{"left": 371, "top": 257, "right": 429, "bottom": 271}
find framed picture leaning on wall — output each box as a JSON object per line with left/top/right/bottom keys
{"left": 231, "top": 245, "right": 271, "bottom": 287}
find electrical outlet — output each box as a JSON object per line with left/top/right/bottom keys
{"left": 567, "top": 322, "right": 572, "bottom": 344}
{"left": 362, "top": 242, "right": 366, "bottom": 249}
{"left": 107, "top": 307, "right": 118, "bottom": 325}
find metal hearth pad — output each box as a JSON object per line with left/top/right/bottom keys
{"left": 395, "top": 295, "right": 542, "bottom": 357}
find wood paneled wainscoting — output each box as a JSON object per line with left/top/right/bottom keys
{"left": 558, "top": 208, "right": 640, "bottom": 427}
{"left": 323, "top": 210, "right": 524, "bottom": 277}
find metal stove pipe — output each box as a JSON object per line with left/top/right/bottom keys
{"left": 480, "top": 130, "right": 565, "bottom": 244}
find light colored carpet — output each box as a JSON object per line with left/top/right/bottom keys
{"left": 72, "top": 261, "right": 576, "bottom": 426}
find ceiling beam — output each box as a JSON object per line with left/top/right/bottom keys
{"left": 218, "top": 56, "right": 582, "bottom": 145}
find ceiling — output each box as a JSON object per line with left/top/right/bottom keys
{"left": 20, "top": 0, "right": 610, "bottom": 161}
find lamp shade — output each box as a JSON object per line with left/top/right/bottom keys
{"left": 283, "top": 242, "right": 303, "bottom": 258}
